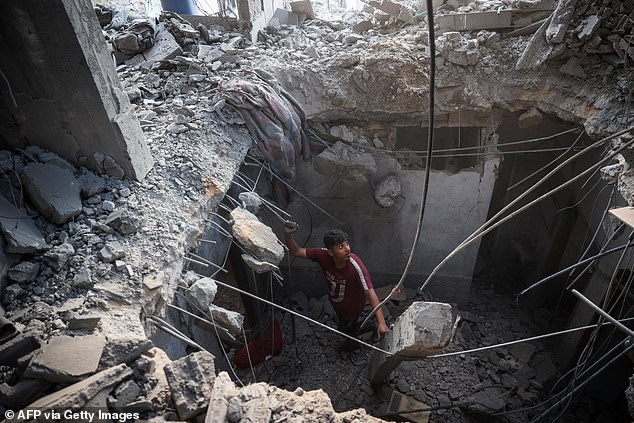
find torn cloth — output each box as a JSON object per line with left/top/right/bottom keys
{"left": 222, "top": 79, "right": 310, "bottom": 208}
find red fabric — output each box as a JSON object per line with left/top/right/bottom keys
{"left": 234, "top": 319, "right": 283, "bottom": 369}
{"left": 305, "top": 248, "right": 372, "bottom": 322}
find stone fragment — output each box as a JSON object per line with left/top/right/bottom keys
{"left": 374, "top": 175, "right": 401, "bottom": 208}
{"left": 518, "top": 108, "right": 543, "bottom": 129}
{"left": 43, "top": 242, "right": 75, "bottom": 270}
{"left": 24, "top": 363, "right": 132, "bottom": 412}
{"left": 25, "top": 335, "right": 106, "bottom": 384}
{"left": 68, "top": 314, "right": 101, "bottom": 331}
{"left": 559, "top": 56, "right": 586, "bottom": 79}
{"left": 0, "top": 195, "right": 48, "bottom": 254}
{"left": 243, "top": 398, "right": 272, "bottom": 422}
{"left": 37, "top": 151, "right": 76, "bottom": 172}
{"left": 186, "top": 277, "right": 218, "bottom": 310}
{"left": 370, "top": 301, "right": 456, "bottom": 384}
{"left": 3, "top": 283, "right": 24, "bottom": 305}
{"left": 99, "top": 241, "right": 126, "bottom": 263}
{"left": 143, "top": 271, "right": 164, "bottom": 290}
{"left": 103, "top": 156, "right": 125, "bottom": 179}
{"left": 241, "top": 254, "right": 279, "bottom": 273}
{"left": 71, "top": 267, "right": 93, "bottom": 288}
{"left": 21, "top": 163, "right": 82, "bottom": 224}
{"left": 99, "top": 336, "right": 153, "bottom": 369}
{"left": 352, "top": 20, "right": 374, "bottom": 34}
{"left": 209, "top": 304, "right": 244, "bottom": 337}
{"left": 313, "top": 142, "right": 377, "bottom": 184}
{"left": 545, "top": 0, "right": 576, "bottom": 44}
{"left": 110, "top": 380, "right": 141, "bottom": 409}
{"left": 230, "top": 208, "right": 284, "bottom": 266}
{"left": 164, "top": 351, "right": 216, "bottom": 420}
{"left": 343, "top": 33, "right": 364, "bottom": 45}
{"left": 0, "top": 333, "right": 41, "bottom": 366}
{"left": 105, "top": 210, "right": 139, "bottom": 235}
{"left": 8, "top": 261, "right": 40, "bottom": 284}
{"left": 102, "top": 200, "right": 115, "bottom": 212}
{"left": 127, "top": 24, "right": 183, "bottom": 68}
{"left": 205, "top": 371, "right": 239, "bottom": 423}
{"left": 238, "top": 191, "right": 263, "bottom": 214}
{"left": 576, "top": 15, "right": 599, "bottom": 41}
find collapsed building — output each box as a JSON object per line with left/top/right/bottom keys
{"left": 1, "top": 0, "right": 634, "bottom": 421}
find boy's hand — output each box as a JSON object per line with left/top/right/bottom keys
{"left": 376, "top": 322, "right": 389, "bottom": 338}
{"left": 284, "top": 221, "right": 299, "bottom": 234}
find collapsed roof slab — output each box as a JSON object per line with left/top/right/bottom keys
{"left": 0, "top": 0, "right": 153, "bottom": 181}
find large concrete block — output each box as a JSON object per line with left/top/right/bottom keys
{"left": 0, "top": 195, "right": 48, "bottom": 254}
{"left": 21, "top": 163, "right": 82, "bottom": 225}
{"left": 370, "top": 301, "right": 456, "bottom": 384}
{"left": 230, "top": 207, "right": 284, "bottom": 267}
{"left": 313, "top": 141, "right": 377, "bottom": 184}
{"left": 164, "top": 351, "right": 216, "bottom": 420}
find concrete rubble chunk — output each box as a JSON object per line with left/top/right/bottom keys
{"left": 352, "top": 20, "right": 374, "bottom": 34}
{"left": 143, "top": 271, "right": 164, "bottom": 290}
{"left": 110, "top": 379, "right": 141, "bottom": 409}
{"left": 68, "top": 314, "right": 101, "bottom": 331}
{"left": 25, "top": 334, "right": 106, "bottom": 384}
{"left": 43, "top": 242, "right": 75, "bottom": 271}
{"left": 78, "top": 169, "right": 106, "bottom": 198}
{"left": 37, "top": 151, "right": 76, "bottom": 172}
{"left": 238, "top": 191, "right": 262, "bottom": 214}
{"left": 0, "top": 195, "right": 48, "bottom": 254}
{"left": 24, "top": 363, "right": 133, "bottom": 413}
{"left": 99, "top": 336, "right": 153, "bottom": 369}
{"left": 209, "top": 304, "right": 244, "bottom": 337}
{"left": 126, "top": 23, "right": 183, "bottom": 68}
{"left": 0, "top": 333, "right": 41, "bottom": 366}
{"left": 186, "top": 277, "right": 218, "bottom": 310}
{"left": 21, "top": 163, "right": 82, "bottom": 224}
{"left": 105, "top": 210, "right": 139, "bottom": 235}
{"left": 518, "top": 108, "right": 543, "bottom": 129}
{"left": 370, "top": 301, "right": 456, "bottom": 384}
{"left": 230, "top": 207, "right": 284, "bottom": 267}
{"left": 8, "top": 261, "right": 40, "bottom": 284}
{"left": 576, "top": 14, "right": 599, "bottom": 41}
{"left": 99, "top": 240, "right": 126, "bottom": 263}
{"left": 313, "top": 141, "right": 377, "bottom": 184}
{"left": 241, "top": 253, "right": 279, "bottom": 273}
{"left": 2, "top": 283, "right": 24, "bottom": 305}
{"left": 374, "top": 175, "right": 401, "bottom": 208}
{"left": 243, "top": 398, "right": 272, "bottom": 422}
{"left": 164, "top": 351, "right": 216, "bottom": 420}
{"left": 545, "top": 0, "right": 577, "bottom": 44}
{"left": 205, "top": 371, "right": 239, "bottom": 423}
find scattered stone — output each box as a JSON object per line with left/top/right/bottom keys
{"left": 352, "top": 20, "right": 374, "bottom": 34}
{"left": 25, "top": 335, "right": 106, "bottom": 383}
{"left": 0, "top": 333, "right": 41, "bottom": 366}
{"left": 21, "top": 163, "right": 82, "bottom": 224}
{"left": 109, "top": 379, "right": 141, "bottom": 409}
{"left": 559, "top": 56, "right": 587, "bottom": 79}
{"left": 0, "top": 378, "right": 53, "bottom": 409}
{"left": 164, "top": 351, "right": 216, "bottom": 419}
{"left": 99, "top": 336, "right": 153, "bottom": 369}
{"left": 509, "top": 343, "right": 536, "bottom": 364}
{"left": 205, "top": 371, "right": 239, "bottom": 423}
{"left": 71, "top": 267, "right": 93, "bottom": 289}
{"left": 238, "top": 191, "right": 263, "bottom": 214}
{"left": 209, "top": 304, "right": 244, "bottom": 337}
{"left": 241, "top": 254, "right": 279, "bottom": 273}
{"left": 230, "top": 208, "right": 284, "bottom": 266}
{"left": 99, "top": 241, "right": 126, "bottom": 263}
{"left": 102, "top": 200, "right": 115, "bottom": 212}
{"left": 68, "top": 314, "right": 101, "bottom": 331}
{"left": 43, "top": 242, "right": 75, "bottom": 271}
{"left": 105, "top": 210, "right": 139, "bottom": 235}
{"left": 186, "top": 277, "right": 218, "bottom": 310}
{"left": 143, "top": 272, "right": 164, "bottom": 290}
{"left": 8, "top": 261, "right": 40, "bottom": 284}
{"left": 374, "top": 175, "right": 401, "bottom": 208}
{"left": 77, "top": 169, "right": 107, "bottom": 198}
{"left": 0, "top": 195, "right": 48, "bottom": 254}
{"left": 2, "top": 283, "right": 24, "bottom": 305}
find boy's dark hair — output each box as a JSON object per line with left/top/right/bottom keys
{"left": 324, "top": 229, "right": 349, "bottom": 248}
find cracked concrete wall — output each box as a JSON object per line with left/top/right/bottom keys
{"left": 0, "top": 0, "right": 153, "bottom": 181}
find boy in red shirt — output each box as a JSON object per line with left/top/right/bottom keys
{"left": 284, "top": 221, "right": 388, "bottom": 350}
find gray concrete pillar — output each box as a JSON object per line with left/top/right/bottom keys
{"left": 369, "top": 301, "right": 456, "bottom": 384}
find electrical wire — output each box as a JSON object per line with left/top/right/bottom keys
{"left": 359, "top": 0, "right": 436, "bottom": 331}
{"left": 420, "top": 126, "right": 634, "bottom": 292}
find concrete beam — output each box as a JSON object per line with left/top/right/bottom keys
{"left": 369, "top": 301, "right": 456, "bottom": 384}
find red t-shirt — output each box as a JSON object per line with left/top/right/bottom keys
{"left": 305, "top": 248, "right": 373, "bottom": 322}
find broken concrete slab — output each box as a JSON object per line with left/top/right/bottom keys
{"left": 126, "top": 23, "right": 183, "bottom": 69}
{"left": 545, "top": 0, "right": 577, "bottom": 44}
{"left": 437, "top": 10, "right": 513, "bottom": 32}
{"left": 21, "top": 163, "right": 82, "bottom": 225}
{"left": 516, "top": 15, "right": 554, "bottom": 70}
{"left": 374, "top": 175, "right": 401, "bottom": 208}
{"left": 25, "top": 334, "right": 106, "bottom": 384}
{"left": 230, "top": 207, "right": 284, "bottom": 267}
{"left": 8, "top": 261, "right": 40, "bottom": 284}
{"left": 77, "top": 168, "right": 107, "bottom": 198}
{"left": 164, "top": 350, "right": 216, "bottom": 420}
{"left": 209, "top": 304, "right": 244, "bottom": 337}
{"left": 241, "top": 253, "right": 279, "bottom": 273}
{"left": 0, "top": 333, "right": 41, "bottom": 366}
{"left": 68, "top": 314, "right": 101, "bottom": 331}
{"left": 24, "top": 363, "right": 133, "bottom": 412}
{"left": 99, "top": 240, "right": 126, "bottom": 263}
{"left": 205, "top": 371, "right": 239, "bottom": 423}
{"left": 290, "top": 0, "right": 314, "bottom": 19}
{"left": 105, "top": 210, "right": 140, "bottom": 235}
{"left": 353, "top": 20, "right": 374, "bottom": 34}
{"left": 0, "top": 195, "right": 48, "bottom": 254}
{"left": 99, "top": 336, "right": 153, "bottom": 369}
{"left": 143, "top": 271, "right": 164, "bottom": 291}
{"left": 186, "top": 276, "right": 218, "bottom": 310}
{"left": 313, "top": 141, "right": 377, "bottom": 185}
{"left": 518, "top": 108, "right": 543, "bottom": 128}
{"left": 370, "top": 301, "right": 456, "bottom": 384}
{"left": 43, "top": 242, "right": 75, "bottom": 271}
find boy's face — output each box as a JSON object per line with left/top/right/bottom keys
{"left": 327, "top": 240, "right": 350, "bottom": 262}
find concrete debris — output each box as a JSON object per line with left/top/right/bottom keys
{"left": 21, "top": 163, "right": 82, "bottom": 225}
{"left": 2, "top": 284, "right": 24, "bottom": 305}
{"left": 241, "top": 253, "right": 279, "bottom": 273}
{"left": 209, "top": 304, "right": 244, "bottom": 336}
{"left": 126, "top": 23, "right": 183, "bottom": 68}
{"left": 559, "top": 56, "right": 587, "bottom": 79}
{"left": 230, "top": 207, "right": 284, "bottom": 266}
{"left": 545, "top": 0, "right": 577, "bottom": 44}
{"left": 98, "top": 336, "right": 153, "bottom": 369}
{"left": 8, "top": 261, "right": 39, "bottom": 284}
{"left": 109, "top": 379, "right": 141, "bottom": 409}
{"left": 437, "top": 32, "right": 480, "bottom": 66}
{"left": 68, "top": 314, "right": 102, "bottom": 331}
{"left": 99, "top": 240, "right": 126, "bottom": 263}
{"left": 0, "top": 332, "right": 41, "bottom": 366}
{"left": 374, "top": 175, "right": 401, "bottom": 208}
{"left": 163, "top": 351, "right": 216, "bottom": 419}
{"left": 0, "top": 378, "right": 53, "bottom": 409}
{"left": 0, "top": 195, "right": 48, "bottom": 254}
{"left": 105, "top": 210, "right": 139, "bottom": 234}
{"left": 186, "top": 276, "right": 218, "bottom": 310}
{"left": 314, "top": 141, "right": 377, "bottom": 184}
{"left": 518, "top": 108, "right": 543, "bottom": 129}
{"left": 43, "top": 242, "right": 75, "bottom": 271}
{"left": 238, "top": 191, "right": 263, "bottom": 214}
{"left": 25, "top": 334, "right": 106, "bottom": 384}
